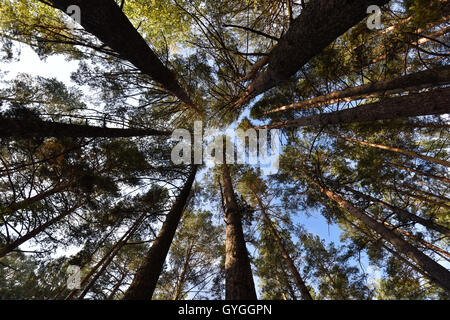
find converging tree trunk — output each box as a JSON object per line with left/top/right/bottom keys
{"left": 66, "top": 211, "right": 148, "bottom": 300}
{"left": 265, "top": 66, "right": 450, "bottom": 114}
{"left": 0, "top": 116, "right": 171, "bottom": 138}
{"left": 344, "top": 186, "right": 450, "bottom": 238}
{"left": 43, "top": 0, "right": 198, "bottom": 111}
{"left": 308, "top": 177, "right": 450, "bottom": 293}
{"left": 236, "top": 0, "right": 390, "bottom": 107}
{"left": 123, "top": 166, "right": 198, "bottom": 300}
{"left": 257, "top": 87, "right": 450, "bottom": 131}
{"left": 335, "top": 135, "right": 450, "bottom": 168}
{"left": 0, "top": 201, "right": 84, "bottom": 258}
{"left": 253, "top": 192, "right": 313, "bottom": 300}
{"left": 387, "top": 162, "right": 450, "bottom": 184}
{"left": 221, "top": 163, "right": 257, "bottom": 300}
{"left": 4, "top": 182, "right": 71, "bottom": 216}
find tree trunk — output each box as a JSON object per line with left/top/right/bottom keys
{"left": 54, "top": 222, "right": 121, "bottom": 300}
{"left": 221, "top": 163, "right": 257, "bottom": 300}
{"left": 344, "top": 186, "right": 450, "bottom": 238}
{"left": 0, "top": 201, "right": 84, "bottom": 258}
{"left": 0, "top": 116, "right": 170, "bottom": 138}
{"left": 387, "top": 162, "right": 450, "bottom": 184}
{"left": 254, "top": 193, "right": 312, "bottom": 300}
{"left": 75, "top": 212, "right": 148, "bottom": 299}
{"left": 123, "top": 166, "right": 198, "bottom": 300}
{"left": 172, "top": 244, "right": 193, "bottom": 300}
{"left": 45, "top": 0, "right": 198, "bottom": 112}
{"left": 340, "top": 213, "right": 446, "bottom": 290}
{"left": 381, "top": 221, "right": 450, "bottom": 261}
{"left": 265, "top": 66, "right": 450, "bottom": 114}
{"left": 336, "top": 134, "right": 450, "bottom": 168}
{"left": 236, "top": 0, "right": 390, "bottom": 107}
{"left": 107, "top": 270, "right": 129, "bottom": 300}
{"left": 384, "top": 184, "right": 450, "bottom": 210}
{"left": 65, "top": 214, "right": 145, "bottom": 299}
{"left": 257, "top": 87, "right": 450, "bottom": 132}
{"left": 312, "top": 180, "right": 450, "bottom": 293}
{"left": 4, "top": 182, "right": 71, "bottom": 215}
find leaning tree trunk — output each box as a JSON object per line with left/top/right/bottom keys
{"left": 3, "top": 182, "right": 71, "bottom": 216}
{"left": 257, "top": 87, "right": 450, "bottom": 131}
{"left": 107, "top": 270, "right": 129, "bottom": 300}
{"left": 236, "top": 0, "right": 390, "bottom": 107}
{"left": 44, "top": 0, "right": 198, "bottom": 112}
{"left": 66, "top": 211, "right": 147, "bottom": 300}
{"left": 0, "top": 201, "right": 84, "bottom": 258}
{"left": 221, "top": 163, "right": 257, "bottom": 300}
{"left": 309, "top": 178, "right": 450, "bottom": 293}
{"left": 344, "top": 186, "right": 450, "bottom": 238}
{"left": 254, "top": 193, "right": 313, "bottom": 300}
{"left": 387, "top": 162, "right": 450, "bottom": 184}
{"left": 265, "top": 66, "right": 450, "bottom": 114}
{"left": 172, "top": 244, "right": 193, "bottom": 300}
{"left": 123, "top": 166, "right": 198, "bottom": 300}
{"left": 336, "top": 135, "right": 450, "bottom": 168}
{"left": 0, "top": 116, "right": 170, "bottom": 138}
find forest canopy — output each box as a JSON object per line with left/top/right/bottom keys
{"left": 0, "top": 0, "right": 449, "bottom": 300}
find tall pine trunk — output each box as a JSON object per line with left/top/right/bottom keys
{"left": 254, "top": 193, "right": 312, "bottom": 300}
{"left": 0, "top": 116, "right": 170, "bottom": 138}
{"left": 172, "top": 244, "right": 193, "bottom": 300}
{"left": 344, "top": 186, "right": 450, "bottom": 237}
{"left": 257, "top": 88, "right": 450, "bottom": 131}
{"left": 236, "top": 0, "right": 390, "bottom": 107}
{"left": 4, "top": 182, "right": 71, "bottom": 215}
{"left": 46, "top": 0, "right": 197, "bottom": 112}
{"left": 310, "top": 178, "right": 450, "bottom": 293}
{"left": 265, "top": 66, "right": 450, "bottom": 114}
{"left": 387, "top": 162, "right": 450, "bottom": 184}
{"left": 66, "top": 212, "right": 147, "bottom": 299}
{"left": 336, "top": 135, "right": 450, "bottom": 168}
{"left": 221, "top": 163, "right": 257, "bottom": 300}
{"left": 123, "top": 166, "right": 198, "bottom": 300}
{"left": 0, "top": 201, "right": 84, "bottom": 258}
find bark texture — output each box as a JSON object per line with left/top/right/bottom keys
{"left": 236, "top": 0, "right": 390, "bottom": 107}
{"left": 221, "top": 163, "right": 257, "bottom": 300}
{"left": 123, "top": 166, "right": 197, "bottom": 300}
{"left": 46, "top": 0, "right": 197, "bottom": 111}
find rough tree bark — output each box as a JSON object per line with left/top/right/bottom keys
{"left": 236, "top": 0, "right": 390, "bottom": 107}
{"left": 44, "top": 0, "right": 199, "bottom": 112}
{"left": 221, "top": 163, "right": 257, "bottom": 300}
{"left": 123, "top": 166, "right": 198, "bottom": 300}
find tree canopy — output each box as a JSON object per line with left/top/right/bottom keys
{"left": 0, "top": 0, "right": 449, "bottom": 300}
